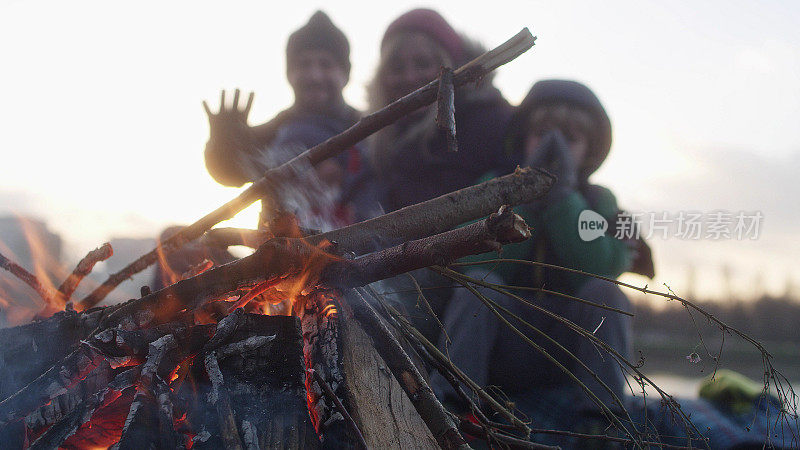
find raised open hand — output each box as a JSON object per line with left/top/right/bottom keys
{"left": 203, "top": 89, "right": 255, "bottom": 139}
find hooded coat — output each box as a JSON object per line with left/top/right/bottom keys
{"left": 493, "top": 79, "right": 655, "bottom": 295}
{"left": 432, "top": 81, "right": 637, "bottom": 439}
{"left": 367, "top": 82, "right": 514, "bottom": 212}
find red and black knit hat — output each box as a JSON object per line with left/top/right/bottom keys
{"left": 381, "top": 8, "right": 465, "bottom": 64}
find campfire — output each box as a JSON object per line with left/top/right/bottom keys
{"left": 0, "top": 30, "right": 563, "bottom": 449}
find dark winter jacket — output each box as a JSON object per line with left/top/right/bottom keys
{"left": 204, "top": 104, "right": 376, "bottom": 227}
{"left": 368, "top": 84, "right": 514, "bottom": 212}
{"left": 500, "top": 185, "right": 631, "bottom": 295}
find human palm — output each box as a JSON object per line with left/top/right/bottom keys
{"left": 203, "top": 89, "right": 256, "bottom": 148}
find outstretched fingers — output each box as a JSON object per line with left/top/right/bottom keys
{"left": 219, "top": 90, "right": 226, "bottom": 113}
{"left": 232, "top": 88, "right": 240, "bottom": 110}
{"left": 243, "top": 91, "right": 254, "bottom": 116}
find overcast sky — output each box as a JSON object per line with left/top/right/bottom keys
{"left": 1, "top": 0, "right": 799, "bottom": 301}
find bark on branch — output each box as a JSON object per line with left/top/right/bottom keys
{"left": 206, "top": 167, "right": 552, "bottom": 256}
{"left": 321, "top": 206, "right": 530, "bottom": 289}
{"left": 99, "top": 207, "right": 529, "bottom": 333}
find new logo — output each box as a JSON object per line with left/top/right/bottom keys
{"left": 578, "top": 210, "right": 607, "bottom": 241}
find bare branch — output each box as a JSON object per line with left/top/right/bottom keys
{"left": 57, "top": 243, "right": 113, "bottom": 302}
{"left": 0, "top": 250, "right": 62, "bottom": 308}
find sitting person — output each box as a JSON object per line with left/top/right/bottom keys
{"left": 153, "top": 12, "right": 365, "bottom": 290}
{"left": 432, "top": 79, "right": 642, "bottom": 444}
{"left": 433, "top": 80, "right": 795, "bottom": 448}
{"left": 203, "top": 11, "right": 373, "bottom": 230}
{"left": 365, "top": 9, "right": 515, "bottom": 344}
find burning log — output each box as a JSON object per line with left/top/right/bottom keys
{"left": 203, "top": 351, "right": 244, "bottom": 450}
{"left": 186, "top": 314, "right": 320, "bottom": 449}
{"left": 0, "top": 307, "right": 109, "bottom": 402}
{"left": 24, "top": 361, "right": 113, "bottom": 432}
{"left": 28, "top": 366, "right": 139, "bottom": 449}
{"left": 115, "top": 334, "right": 178, "bottom": 449}
{"left": 0, "top": 203, "right": 534, "bottom": 448}
{"left": 309, "top": 369, "right": 367, "bottom": 450}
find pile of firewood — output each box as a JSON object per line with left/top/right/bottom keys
{"left": 0, "top": 30, "right": 570, "bottom": 449}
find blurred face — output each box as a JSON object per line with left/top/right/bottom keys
{"left": 287, "top": 49, "right": 349, "bottom": 112}
{"left": 381, "top": 33, "right": 450, "bottom": 103}
{"left": 523, "top": 106, "right": 593, "bottom": 167}
{"left": 524, "top": 123, "right": 589, "bottom": 167}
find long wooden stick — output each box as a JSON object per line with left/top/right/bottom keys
{"left": 78, "top": 28, "right": 537, "bottom": 309}
{"left": 322, "top": 206, "right": 530, "bottom": 290}
{"left": 206, "top": 167, "right": 552, "bottom": 255}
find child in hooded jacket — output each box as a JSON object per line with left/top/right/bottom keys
{"left": 432, "top": 80, "right": 645, "bottom": 443}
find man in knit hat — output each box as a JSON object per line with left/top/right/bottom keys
{"left": 203, "top": 11, "right": 370, "bottom": 229}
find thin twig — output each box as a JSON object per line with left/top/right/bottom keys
{"left": 57, "top": 242, "right": 113, "bottom": 302}
{"left": 458, "top": 420, "right": 558, "bottom": 450}
{"left": 453, "top": 258, "right": 800, "bottom": 431}
{"left": 453, "top": 258, "right": 769, "bottom": 354}
{"left": 440, "top": 263, "right": 728, "bottom": 445}
{"left": 406, "top": 273, "right": 450, "bottom": 345}
{"left": 433, "top": 267, "right": 643, "bottom": 448}
{"left": 527, "top": 426, "right": 699, "bottom": 449}
{"left": 0, "top": 250, "right": 61, "bottom": 307}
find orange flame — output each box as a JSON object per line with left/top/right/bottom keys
{"left": 155, "top": 226, "right": 186, "bottom": 287}
{"left": 224, "top": 210, "right": 341, "bottom": 318}
{"left": 0, "top": 215, "right": 68, "bottom": 324}
{"left": 321, "top": 303, "right": 338, "bottom": 318}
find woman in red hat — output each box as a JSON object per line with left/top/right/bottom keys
{"left": 366, "top": 8, "right": 515, "bottom": 213}
{"left": 363, "top": 9, "right": 516, "bottom": 345}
